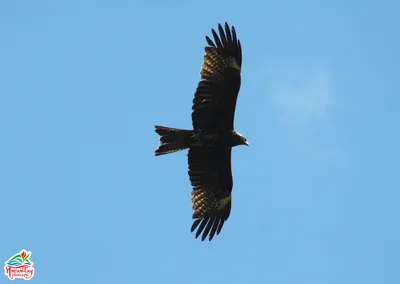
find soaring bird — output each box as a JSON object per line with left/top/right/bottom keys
{"left": 154, "top": 22, "right": 247, "bottom": 241}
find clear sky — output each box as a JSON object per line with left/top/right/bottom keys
{"left": 1, "top": 1, "right": 399, "bottom": 283}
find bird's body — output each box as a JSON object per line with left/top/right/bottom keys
{"left": 154, "top": 23, "right": 247, "bottom": 241}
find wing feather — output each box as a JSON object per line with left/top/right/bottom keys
{"left": 206, "top": 35, "right": 216, "bottom": 47}
{"left": 224, "top": 23, "right": 233, "bottom": 45}
{"left": 218, "top": 24, "right": 227, "bottom": 48}
{"left": 212, "top": 28, "right": 223, "bottom": 48}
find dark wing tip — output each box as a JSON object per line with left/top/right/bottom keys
{"left": 205, "top": 35, "right": 215, "bottom": 47}
{"left": 218, "top": 24, "right": 227, "bottom": 47}
{"left": 203, "top": 23, "right": 241, "bottom": 67}
{"left": 211, "top": 28, "right": 223, "bottom": 48}
{"left": 191, "top": 217, "right": 225, "bottom": 241}
{"left": 195, "top": 218, "right": 209, "bottom": 239}
{"left": 191, "top": 219, "right": 201, "bottom": 233}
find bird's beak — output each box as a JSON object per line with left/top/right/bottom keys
{"left": 245, "top": 141, "right": 249, "bottom": 146}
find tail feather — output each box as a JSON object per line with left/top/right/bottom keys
{"left": 155, "top": 126, "right": 192, "bottom": 156}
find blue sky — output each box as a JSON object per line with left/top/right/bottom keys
{"left": 1, "top": 0, "right": 399, "bottom": 283}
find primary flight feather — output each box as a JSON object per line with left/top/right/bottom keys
{"left": 155, "top": 22, "right": 247, "bottom": 241}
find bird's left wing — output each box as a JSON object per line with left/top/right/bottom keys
{"left": 187, "top": 146, "right": 233, "bottom": 241}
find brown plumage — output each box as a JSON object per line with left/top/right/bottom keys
{"left": 154, "top": 22, "right": 247, "bottom": 241}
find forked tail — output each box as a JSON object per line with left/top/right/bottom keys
{"left": 154, "top": 126, "right": 192, "bottom": 156}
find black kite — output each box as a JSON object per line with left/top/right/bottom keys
{"left": 155, "top": 22, "right": 248, "bottom": 241}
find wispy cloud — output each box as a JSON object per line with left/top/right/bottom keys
{"left": 269, "top": 67, "right": 333, "bottom": 125}
{"left": 266, "top": 66, "right": 338, "bottom": 167}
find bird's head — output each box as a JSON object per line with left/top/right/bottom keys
{"left": 232, "top": 130, "right": 249, "bottom": 147}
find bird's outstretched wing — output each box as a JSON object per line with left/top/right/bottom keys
{"left": 188, "top": 147, "right": 232, "bottom": 241}
{"left": 191, "top": 22, "right": 242, "bottom": 132}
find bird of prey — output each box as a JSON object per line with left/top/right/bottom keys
{"left": 154, "top": 22, "right": 248, "bottom": 241}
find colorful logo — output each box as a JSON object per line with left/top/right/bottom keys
{"left": 4, "top": 250, "right": 35, "bottom": 280}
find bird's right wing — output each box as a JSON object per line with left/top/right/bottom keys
{"left": 187, "top": 146, "right": 233, "bottom": 241}
{"left": 191, "top": 22, "right": 242, "bottom": 132}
